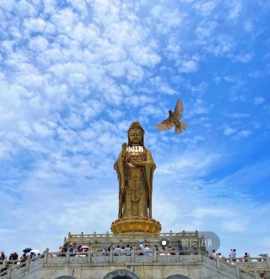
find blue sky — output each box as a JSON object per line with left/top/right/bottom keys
{"left": 0, "top": 0, "right": 270, "bottom": 257}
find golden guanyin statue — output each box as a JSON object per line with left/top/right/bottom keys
{"left": 111, "top": 121, "right": 161, "bottom": 235}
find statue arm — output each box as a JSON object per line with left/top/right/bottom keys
{"left": 145, "top": 150, "right": 155, "bottom": 218}
{"left": 114, "top": 148, "right": 127, "bottom": 219}
{"left": 115, "top": 145, "right": 127, "bottom": 191}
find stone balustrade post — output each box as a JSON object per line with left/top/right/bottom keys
{"left": 7, "top": 266, "right": 12, "bottom": 279}
{"left": 26, "top": 256, "right": 31, "bottom": 272}
{"left": 266, "top": 256, "right": 270, "bottom": 268}
{"left": 235, "top": 265, "right": 240, "bottom": 278}
{"left": 109, "top": 248, "right": 113, "bottom": 263}
{"left": 131, "top": 248, "right": 135, "bottom": 263}
{"left": 153, "top": 249, "right": 157, "bottom": 263}
{"left": 254, "top": 271, "right": 259, "bottom": 279}
{"left": 44, "top": 248, "right": 49, "bottom": 265}
{"left": 177, "top": 251, "right": 181, "bottom": 263}
{"left": 216, "top": 256, "right": 220, "bottom": 268}
{"left": 66, "top": 250, "right": 70, "bottom": 264}
{"left": 88, "top": 249, "right": 92, "bottom": 264}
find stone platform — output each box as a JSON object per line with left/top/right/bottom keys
{"left": 64, "top": 231, "right": 205, "bottom": 253}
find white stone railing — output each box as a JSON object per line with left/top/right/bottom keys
{"left": 0, "top": 251, "right": 205, "bottom": 279}
{"left": 223, "top": 257, "right": 270, "bottom": 273}
{"left": 1, "top": 252, "right": 268, "bottom": 279}
{"left": 225, "top": 257, "right": 270, "bottom": 264}
{"left": 65, "top": 231, "right": 201, "bottom": 240}
{"left": 0, "top": 255, "right": 43, "bottom": 278}
{"left": 205, "top": 256, "right": 270, "bottom": 279}
{"left": 44, "top": 251, "right": 204, "bottom": 266}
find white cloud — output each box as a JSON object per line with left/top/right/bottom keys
{"left": 192, "top": 207, "right": 233, "bottom": 219}
{"left": 227, "top": 0, "right": 242, "bottom": 20}
{"left": 24, "top": 17, "right": 47, "bottom": 34}
{"left": 233, "top": 53, "right": 253, "bottom": 63}
{"left": 237, "top": 130, "right": 252, "bottom": 138}
{"left": 224, "top": 127, "right": 236, "bottom": 136}
{"left": 0, "top": 0, "right": 15, "bottom": 11}
{"left": 150, "top": 5, "right": 185, "bottom": 33}
{"left": 194, "top": 0, "right": 219, "bottom": 16}
{"left": 222, "top": 220, "right": 248, "bottom": 233}
{"left": 157, "top": 150, "right": 219, "bottom": 177}
{"left": 28, "top": 36, "right": 49, "bottom": 52}
{"left": 178, "top": 58, "right": 199, "bottom": 73}
{"left": 15, "top": 0, "right": 36, "bottom": 16}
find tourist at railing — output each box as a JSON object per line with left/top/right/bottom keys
{"left": 169, "top": 246, "right": 177, "bottom": 255}
{"left": 18, "top": 253, "right": 28, "bottom": 268}
{"left": 258, "top": 254, "right": 268, "bottom": 262}
{"left": 78, "top": 245, "right": 89, "bottom": 255}
{"left": 229, "top": 249, "right": 237, "bottom": 263}
{"left": 113, "top": 245, "right": 122, "bottom": 256}
{"left": 243, "top": 252, "right": 250, "bottom": 262}
{"left": 0, "top": 252, "right": 6, "bottom": 264}
{"left": 101, "top": 248, "right": 108, "bottom": 256}
{"left": 217, "top": 252, "right": 226, "bottom": 262}
{"left": 159, "top": 245, "right": 169, "bottom": 256}
{"left": 8, "top": 252, "right": 18, "bottom": 264}
{"left": 142, "top": 244, "right": 152, "bottom": 256}
{"left": 68, "top": 243, "right": 76, "bottom": 256}
{"left": 209, "top": 249, "right": 217, "bottom": 260}
{"left": 58, "top": 246, "right": 67, "bottom": 257}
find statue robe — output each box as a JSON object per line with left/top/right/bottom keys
{"left": 114, "top": 145, "right": 156, "bottom": 219}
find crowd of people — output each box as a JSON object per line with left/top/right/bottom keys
{"left": 56, "top": 241, "right": 199, "bottom": 258}
{"left": 57, "top": 242, "right": 270, "bottom": 263}
{"left": 1, "top": 245, "right": 269, "bottom": 264}
{"left": 0, "top": 249, "right": 43, "bottom": 276}
{"left": 209, "top": 248, "right": 269, "bottom": 263}
{"left": 56, "top": 243, "right": 171, "bottom": 257}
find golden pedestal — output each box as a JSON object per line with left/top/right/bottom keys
{"left": 111, "top": 217, "right": 161, "bottom": 235}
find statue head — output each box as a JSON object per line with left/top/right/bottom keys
{"left": 128, "top": 121, "right": 144, "bottom": 146}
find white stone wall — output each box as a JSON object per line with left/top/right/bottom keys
{"left": 2, "top": 255, "right": 256, "bottom": 279}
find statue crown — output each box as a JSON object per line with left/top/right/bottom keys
{"left": 128, "top": 121, "right": 144, "bottom": 134}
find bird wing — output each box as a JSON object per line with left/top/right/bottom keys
{"left": 156, "top": 118, "right": 174, "bottom": 131}
{"left": 174, "top": 99, "right": 184, "bottom": 118}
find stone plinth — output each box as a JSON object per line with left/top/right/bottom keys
{"left": 64, "top": 231, "right": 206, "bottom": 253}
{"left": 111, "top": 217, "right": 161, "bottom": 235}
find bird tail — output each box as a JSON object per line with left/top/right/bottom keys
{"left": 182, "top": 121, "right": 187, "bottom": 130}
{"left": 175, "top": 121, "right": 187, "bottom": 133}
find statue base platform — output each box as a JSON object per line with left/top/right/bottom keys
{"left": 111, "top": 217, "right": 161, "bottom": 235}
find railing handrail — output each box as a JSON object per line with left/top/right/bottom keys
{"left": 223, "top": 257, "right": 270, "bottom": 263}
{"left": 67, "top": 231, "right": 200, "bottom": 238}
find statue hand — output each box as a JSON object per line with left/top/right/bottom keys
{"left": 130, "top": 159, "right": 146, "bottom": 166}
{"left": 127, "top": 162, "right": 135, "bottom": 168}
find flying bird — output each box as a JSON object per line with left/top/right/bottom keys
{"left": 156, "top": 99, "right": 187, "bottom": 134}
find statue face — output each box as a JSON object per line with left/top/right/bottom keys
{"left": 128, "top": 128, "right": 143, "bottom": 145}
